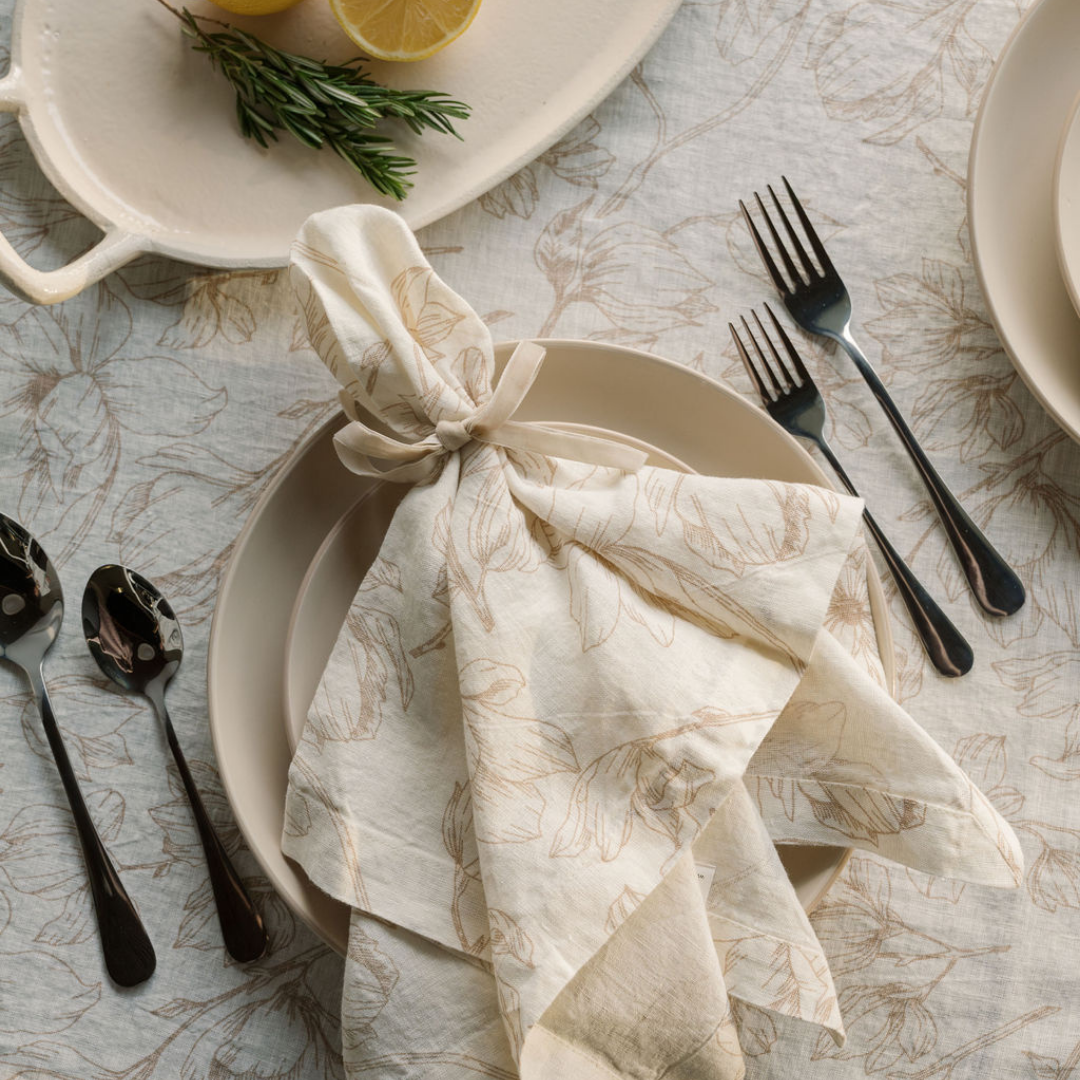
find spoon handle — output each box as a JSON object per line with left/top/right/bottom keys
{"left": 31, "top": 670, "right": 156, "bottom": 986}
{"left": 161, "top": 709, "right": 268, "bottom": 962}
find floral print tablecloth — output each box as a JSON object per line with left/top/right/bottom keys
{"left": 0, "top": 0, "right": 1077, "bottom": 1077}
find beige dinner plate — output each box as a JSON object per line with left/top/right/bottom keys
{"left": 0, "top": 0, "right": 681, "bottom": 302}
{"left": 969, "top": 0, "right": 1080, "bottom": 444}
{"left": 209, "top": 339, "right": 896, "bottom": 956}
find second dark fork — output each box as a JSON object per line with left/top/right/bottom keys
{"left": 731, "top": 306, "right": 973, "bottom": 678}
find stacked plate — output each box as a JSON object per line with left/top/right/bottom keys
{"left": 207, "top": 340, "right": 896, "bottom": 954}
{"left": 969, "top": 0, "right": 1080, "bottom": 443}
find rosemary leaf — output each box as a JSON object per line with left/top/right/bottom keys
{"left": 156, "top": 0, "right": 470, "bottom": 200}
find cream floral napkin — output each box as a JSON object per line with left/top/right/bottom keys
{"left": 281, "top": 205, "right": 1023, "bottom": 1080}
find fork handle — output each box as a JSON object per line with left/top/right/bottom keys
{"left": 813, "top": 439, "right": 973, "bottom": 678}
{"left": 833, "top": 331, "right": 1024, "bottom": 617}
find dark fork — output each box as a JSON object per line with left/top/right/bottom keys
{"left": 740, "top": 178, "right": 1024, "bottom": 619}
{"left": 730, "top": 306, "right": 973, "bottom": 678}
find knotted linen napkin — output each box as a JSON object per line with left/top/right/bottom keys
{"left": 281, "top": 205, "right": 1024, "bottom": 1080}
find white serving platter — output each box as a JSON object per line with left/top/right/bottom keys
{"left": 0, "top": 0, "right": 682, "bottom": 302}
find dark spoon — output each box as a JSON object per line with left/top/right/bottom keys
{"left": 0, "top": 515, "right": 155, "bottom": 986}
{"left": 82, "top": 564, "right": 267, "bottom": 963}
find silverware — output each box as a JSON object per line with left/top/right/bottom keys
{"left": 730, "top": 307, "right": 974, "bottom": 678}
{"left": 0, "top": 515, "right": 156, "bottom": 985}
{"left": 82, "top": 564, "right": 268, "bottom": 963}
{"left": 739, "top": 177, "right": 1025, "bottom": 619}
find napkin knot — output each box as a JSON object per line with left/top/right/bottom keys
{"left": 435, "top": 418, "right": 472, "bottom": 453}
{"left": 332, "top": 340, "right": 650, "bottom": 482}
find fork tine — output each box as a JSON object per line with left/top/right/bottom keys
{"left": 729, "top": 321, "right": 772, "bottom": 404}
{"left": 781, "top": 175, "right": 836, "bottom": 277}
{"left": 739, "top": 198, "right": 790, "bottom": 295}
{"left": 751, "top": 310, "right": 797, "bottom": 391}
{"left": 764, "top": 302, "right": 811, "bottom": 385}
{"left": 767, "top": 183, "right": 816, "bottom": 282}
{"left": 740, "top": 314, "right": 785, "bottom": 398}
{"left": 753, "top": 191, "right": 802, "bottom": 290}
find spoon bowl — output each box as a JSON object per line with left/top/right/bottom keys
{"left": 0, "top": 514, "right": 155, "bottom": 987}
{"left": 83, "top": 564, "right": 268, "bottom": 963}
{"left": 82, "top": 564, "right": 182, "bottom": 706}
{"left": 0, "top": 514, "right": 63, "bottom": 666}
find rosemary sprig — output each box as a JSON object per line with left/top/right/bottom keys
{"left": 155, "top": 0, "right": 470, "bottom": 200}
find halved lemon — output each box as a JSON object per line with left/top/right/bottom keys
{"left": 210, "top": 0, "right": 304, "bottom": 14}
{"left": 329, "top": 0, "right": 482, "bottom": 62}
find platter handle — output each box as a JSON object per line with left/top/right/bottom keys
{"left": 0, "top": 68, "right": 145, "bottom": 305}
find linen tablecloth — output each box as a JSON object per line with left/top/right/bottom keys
{"left": 0, "top": 0, "right": 1076, "bottom": 1076}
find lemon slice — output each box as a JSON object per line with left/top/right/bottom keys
{"left": 329, "top": 0, "right": 482, "bottom": 62}
{"left": 210, "top": 0, "right": 304, "bottom": 14}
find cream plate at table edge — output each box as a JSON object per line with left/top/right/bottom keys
{"left": 1053, "top": 90, "right": 1080, "bottom": 328}
{"left": 0, "top": 0, "right": 682, "bottom": 305}
{"left": 968, "top": 0, "right": 1080, "bottom": 445}
{"left": 208, "top": 339, "right": 896, "bottom": 958}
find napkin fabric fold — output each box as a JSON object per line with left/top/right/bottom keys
{"left": 281, "top": 205, "right": 1023, "bottom": 1080}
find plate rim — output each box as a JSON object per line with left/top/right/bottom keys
{"left": 967, "top": 0, "right": 1080, "bottom": 445}
{"left": 3, "top": 0, "right": 683, "bottom": 267}
{"left": 208, "top": 338, "right": 894, "bottom": 952}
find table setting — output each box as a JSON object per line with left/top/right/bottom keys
{"left": 0, "top": 0, "right": 1078, "bottom": 1077}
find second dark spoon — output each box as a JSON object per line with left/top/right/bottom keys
{"left": 82, "top": 564, "right": 267, "bottom": 963}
